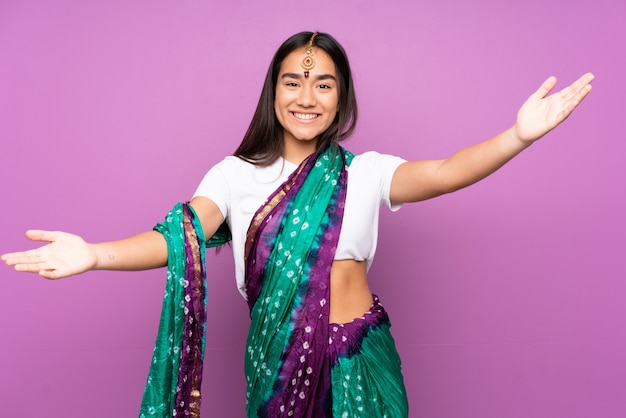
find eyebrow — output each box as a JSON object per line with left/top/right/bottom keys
{"left": 281, "top": 72, "right": 337, "bottom": 82}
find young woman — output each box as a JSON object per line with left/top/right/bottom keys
{"left": 1, "top": 32, "right": 593, "bottom": 418}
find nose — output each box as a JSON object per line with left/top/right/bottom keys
{"left": 297, "top": 85, "right": 316, "bottom": 107}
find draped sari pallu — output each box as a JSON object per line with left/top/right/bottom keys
{"left": 140, "top": 144, "right": 407, "bottom": 417}
{"left": 243, "top": 145, "right": 408, "bottom": 418}
{"left": 139, "top": 204, "right": 229, "bottom": 418}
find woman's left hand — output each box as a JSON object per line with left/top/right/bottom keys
{"left": 515, "top": 72, "right": 594, "bottom": 143}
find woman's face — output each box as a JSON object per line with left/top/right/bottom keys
{"left": 274, "top": 47, "right": 339, "bottom": 150}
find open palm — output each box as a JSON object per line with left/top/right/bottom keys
{"left": 516, "top": 72, "right": 594, "bottom": 143}
{"left": 1, "top": 230, "right": 97, "bottom": 279}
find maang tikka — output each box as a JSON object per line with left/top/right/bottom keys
{"left": 301, "top": 32, "right": 318, "bottom": 78}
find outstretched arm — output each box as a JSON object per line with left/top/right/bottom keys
{"left": 0, "top": 229, "right": 166, "bottom": 279}
{"left": 1, "top": 196, "right": 224, "bottom": 279}
{"left": 390, "top": 72, "right": 594, "bottom": 204}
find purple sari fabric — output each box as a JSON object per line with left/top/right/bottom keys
{"left": 243, "top": 145, "right": 350, "bottom": 417}
{"left": 142, "top": 203, "right": 231, "bottom": 418}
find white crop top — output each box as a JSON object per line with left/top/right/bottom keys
{"left": 193, "top": 151, "right": 406, "bottom": 299}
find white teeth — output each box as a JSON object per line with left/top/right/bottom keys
{"left": 293, "top": 112, "right": 318, "bottom": 120}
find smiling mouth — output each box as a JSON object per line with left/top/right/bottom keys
{"left": 292, "top": 112, "right": 319, "bottom": 121}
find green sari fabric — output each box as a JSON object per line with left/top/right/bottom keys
{"left": 138, "top": 146, "right": 408, "bottom": 417}
{"left": 243, "top": 145, "right": 351, "bottom": 416}
{"left": 139, "top": 203, "right": 230, "bottom": 418}
{"left": 330, "top": 317, "right": 408, "bottom": 417}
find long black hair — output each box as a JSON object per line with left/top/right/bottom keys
{"left": 234, "top": 31, "right": 358, "bottom": 166}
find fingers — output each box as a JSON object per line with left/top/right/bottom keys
{"left": 532, "top": 72, "right": 594, "bottom": 102}
{"left": 3, "top": 230, "right": 90, "bottom": 280}
{"left": 2, "top": 248, "right": 63, "bottom": 279}
{"left": 2, "top": 249, "right": 36, "bottom": 264}
{"left": 14, "top": 263, "right": 62, "bottom": 280}
{"left": 560, "top": 73, "right": 594, "bottom": 100}
{"left": 569, "top": 72, "right": 594, "bottom": 103}
{"left": 5, "top": 256, "right": 50, "bottom": 275}
{"left": 14, "top": 262, "right": 48, "bottom": 273}
{"left": 532, "top": 76, "right": 558, "bottom": 99}
{"left": 2, "top": 230, "right": 56, "bottom": 267}
{"left": 25, "top": 229, "right": 58, "bottom": 243}
{"left": 2, "top": 249, "right": 48, "bottom": 269}
{"left": 557, "top": 72, "right": 594, "bottom": 120}
{"left": 1, "top": 232, "right": 53, "bottom": 269}
{"left": 573, "top": 72, "right": 595, "bottom": 89}
{"left": 39, "top": 269, "right": 64, "bottom": 280}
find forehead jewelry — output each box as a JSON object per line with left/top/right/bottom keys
{"left": 301, "top": 32, "right": 318, "bottom": 78}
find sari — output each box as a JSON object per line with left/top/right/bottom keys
{"left": 140, "top": 144, "right": 407, "bottom": 417}
{"left": 243, "top": 144, "right": 408, "bottom": 417}
{"left": 139, "top": 203, "right": 230, "bottom": 417}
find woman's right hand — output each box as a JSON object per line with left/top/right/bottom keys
{"left": 2, "top": 198, "right": 223, "bottom": 280}
{"left": 1, "top": 230, "right": 97, "bottom": 279}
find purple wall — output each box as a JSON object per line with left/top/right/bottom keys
{"left": 1, "top": 0, "right": 624, "bottom": 416}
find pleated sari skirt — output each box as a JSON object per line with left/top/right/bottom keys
{"left": 327, "top": 295, "right": 408, "bottom": 418}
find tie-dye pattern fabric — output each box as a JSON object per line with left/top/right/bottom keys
{"left": 140, "top": 203, "right": 230, "bottom": 418}
{"left": 140, "top": 146, "right": 407, "bottom": 417}
{"left": 329, "top": 295, "right": 408, "bottom": 418}
{"left": 244, "top": 145, "right": 350, "bottom": 417}
{"left": 243, "top": 144, "right": 408, "bottom": 417}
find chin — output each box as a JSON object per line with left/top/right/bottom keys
{"left": 290, "top": 132, "right": 320, "bottom": 142}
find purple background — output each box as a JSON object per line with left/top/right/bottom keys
{"left": 1, "top": 0, "right": 624, "bottom": 417}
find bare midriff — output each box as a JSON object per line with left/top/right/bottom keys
{"left": 329, "top": 259, "right": 373, "bottom": 324}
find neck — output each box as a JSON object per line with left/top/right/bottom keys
{"left": 282, "top": 136, "right": 318, "bottom": 165}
